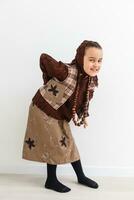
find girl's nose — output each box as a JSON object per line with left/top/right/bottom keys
{"left": 93, "top": 65, "right": 99, "bottom": 70}
{"left": 93, "top": 65, "right": 100, "bottom": 71}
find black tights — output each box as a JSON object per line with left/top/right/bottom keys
{"left": 45, "top": 163, "right": 71, "bottom": 192}
{"left": 45, "top": 159, "right": 98, "bottom": 192}
{"left": 71, "top": 159, "right": 98, "bottom": 188}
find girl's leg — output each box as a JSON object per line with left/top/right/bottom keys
{"left": 45, "top": 163, "right": 71, "bottom": 193}
{"left": 71, "top": 159, "right": 99, "bottom": 189}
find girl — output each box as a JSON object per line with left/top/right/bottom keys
{"left": 22, "top": 40, "right": 103, "bottom": 193}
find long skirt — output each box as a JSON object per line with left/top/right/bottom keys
{"left": 22, "top": 102, "right": 80, "bottom": 165}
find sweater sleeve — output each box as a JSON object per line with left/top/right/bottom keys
{"left": 39, "top": 53, "right": 68, "bottom": 83}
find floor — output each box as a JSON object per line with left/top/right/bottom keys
{"left": 0, "top": 174, "right": 134, "bottom": 200}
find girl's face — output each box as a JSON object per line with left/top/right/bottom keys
{"left": 83, "top": 47, "right": 103, "bottom": 77}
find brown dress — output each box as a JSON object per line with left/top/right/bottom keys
{"left": 22, "top": 53, "right": 95, "bottom": 165}
{"left": 22, "top": 102, "right": 80, "bottom": 164}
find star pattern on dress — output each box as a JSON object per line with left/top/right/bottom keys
{"left": 25, "top": 137, "right": 35, "bottom": 150}
{"left": 59, "top": 136, "right": 67, "bottom": 147}
{"left": 48, "top": 84, "right": 59, "bottom": 96}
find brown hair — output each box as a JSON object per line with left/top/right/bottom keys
{"left": 70, "top": 40, "right": 102, "bottom": 127}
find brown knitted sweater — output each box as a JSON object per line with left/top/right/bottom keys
{"left": 32, "top": 53, "right": 94, "bottom": 122}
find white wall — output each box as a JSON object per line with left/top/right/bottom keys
{"left": 0, "top": 0, "right": 134, "bottom": 176}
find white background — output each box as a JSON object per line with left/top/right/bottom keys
{"left": 0, "top": 0, "right": 134, "bottom": 176}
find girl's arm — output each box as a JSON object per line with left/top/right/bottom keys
{"left": 40, "top": 53, "right": 68, "bottom": 84}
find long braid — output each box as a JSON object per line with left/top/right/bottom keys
{"left": 72, "top": 75, "right": 96, "bottom": 127}
{"left": 72, "top": 71, "right": 81, "bottom": 126}
{"left": 82, "top": 76, "right": 96, "bottom": 124}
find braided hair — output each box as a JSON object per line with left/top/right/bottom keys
{"left": 69, "top": 40, "right": 102, "bottom": 127}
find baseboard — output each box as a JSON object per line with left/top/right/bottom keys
{"left": 0, "top": 162, "right": 134, "bottom": 177}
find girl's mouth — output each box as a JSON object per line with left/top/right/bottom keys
{"left": 90, "top": 68, "right": 99, "bottom": 72}
{"left": 90, "top": 68, "right": 95, "bottom": 72}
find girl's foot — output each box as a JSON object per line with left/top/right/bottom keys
{"left": 78, "top": 176, "right": 99, "bottom": 189}
{"left": 45, "top": 178, "right": 71, "bottom": 193}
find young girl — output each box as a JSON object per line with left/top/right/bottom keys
{"left": 22, "top": 40, "right": 103, "bottom": 193}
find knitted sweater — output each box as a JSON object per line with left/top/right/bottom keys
{"left": 32, "top": 53, "right": 95, "bottom": 122}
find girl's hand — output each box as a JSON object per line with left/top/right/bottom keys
{"left": 76, "top": 115, "right": 89, "bottom": 128}
{"left": 83, "top": 118, "right": 88, "bottom": 128}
